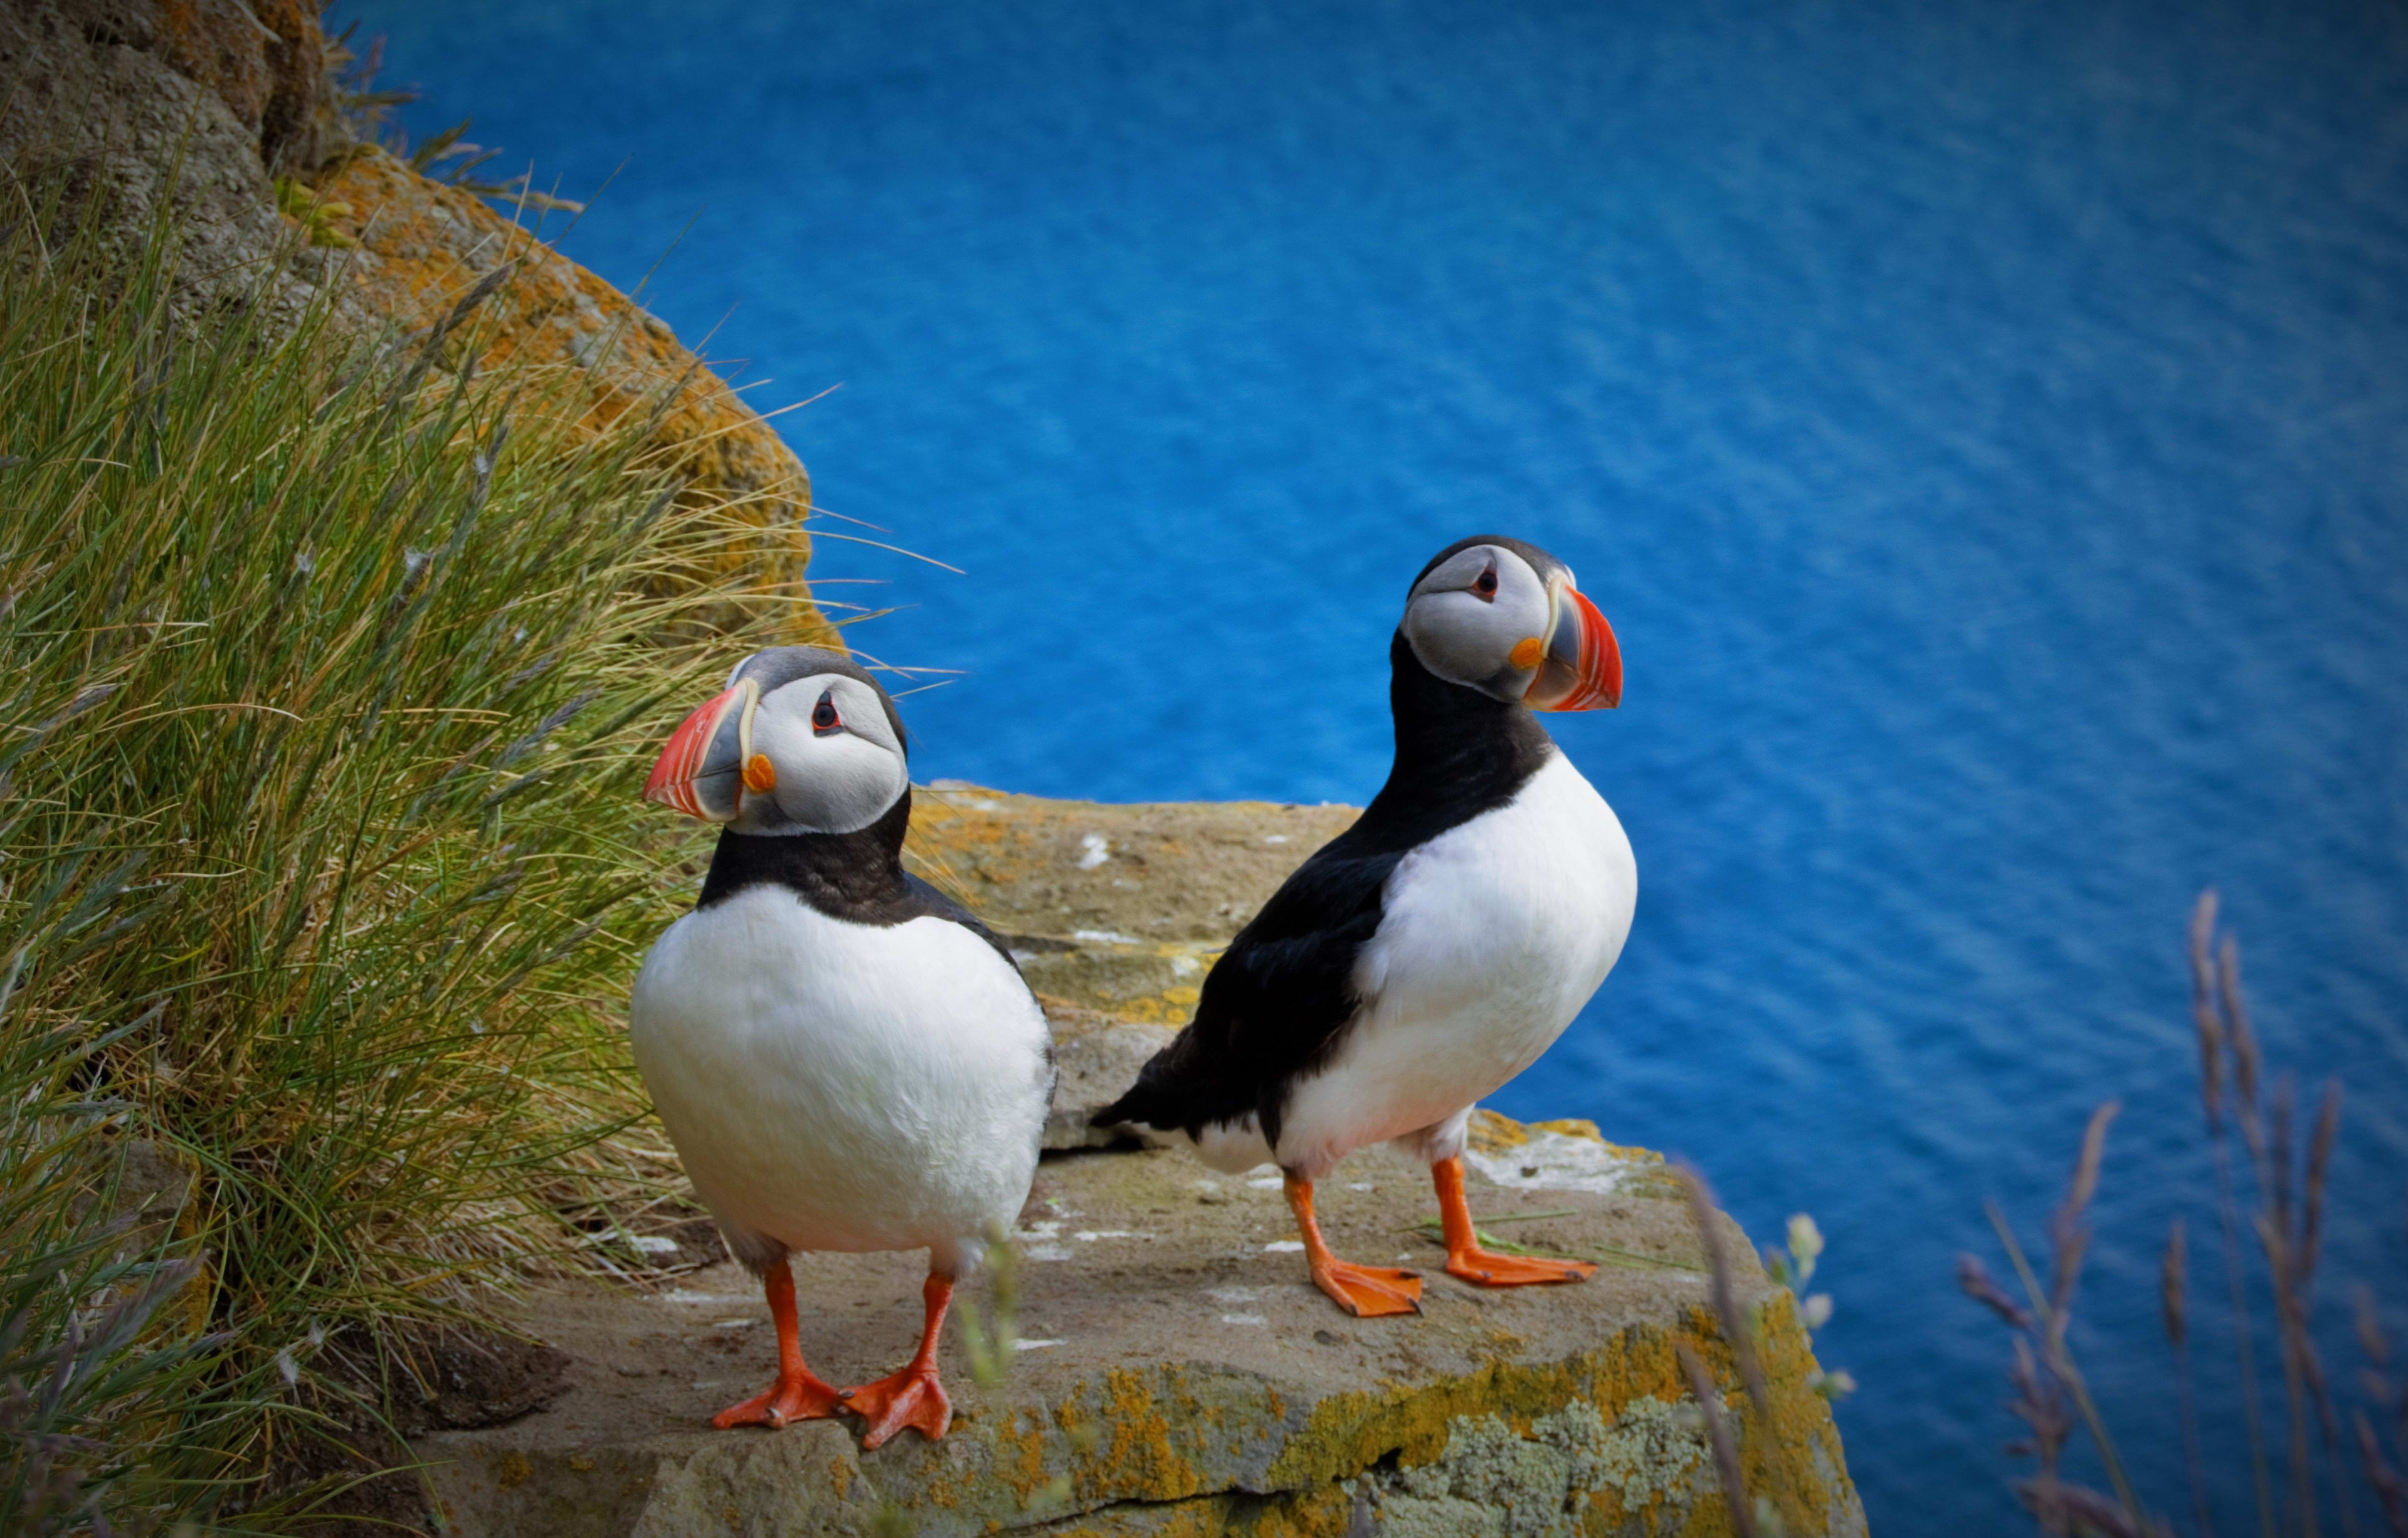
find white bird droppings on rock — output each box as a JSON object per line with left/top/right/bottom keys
{"left": 1077, "top": 833, "right": 1111, "bottom": 868}
{"left": 1465, "top": 1128, "right": 1657, "bottom": 1195}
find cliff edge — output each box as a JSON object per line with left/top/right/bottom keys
{"left": 0, "top": 0, "right": 829, "bottom": 643}
{"left": 426, "top": 789, "right": 1864, "bottom": 1537}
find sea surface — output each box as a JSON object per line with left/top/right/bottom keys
{"left": 341, "top": 1, "right": 2408, "bottom": 1527}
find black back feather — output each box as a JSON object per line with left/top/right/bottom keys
{"left": 1093, "top": 633, "right": 1553, "bottom": 1148}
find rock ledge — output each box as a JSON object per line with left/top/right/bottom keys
{"left": 420, "top": 1132, "right": 1861, "bottom": 1537}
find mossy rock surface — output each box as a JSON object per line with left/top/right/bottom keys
{"left": 415, "top": 1135, "right": 1862, "bottom": 1537}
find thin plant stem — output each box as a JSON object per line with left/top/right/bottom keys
{"left": 2194, "top": 892, "right": 2278, "bottom": 1538}
{"left": 2165, "top": 1219, "right": 2215, "bottom": 1538}
{"left": 1676, "top": 1342, "right": 1758, "bottom": 1538}
{"left": 1986, "top": 1198, "right": 2146, "bottom": 1524}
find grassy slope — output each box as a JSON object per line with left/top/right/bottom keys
{"left": 0, "top": 174, "right": 781, "bottom": 1531}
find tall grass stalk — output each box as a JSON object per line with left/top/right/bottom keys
{"left": 0, "top": 165, "right": 793, "bottom": 1527}
{"left": 1960, "top": 895, "right": 2404, "bottom": 1538}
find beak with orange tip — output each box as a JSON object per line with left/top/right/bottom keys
{"left": 1524, "top": 579, "right": 1622, "bottom": 712}
{"left": 644, "top": 677, "right": 759, "bottom": 822}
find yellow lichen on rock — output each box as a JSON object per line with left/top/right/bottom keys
{"left": 0, "top": 2, "right": 833, "bottom": 645}
{"left": 310, "top": 146, "right": 833, "bottom": 646}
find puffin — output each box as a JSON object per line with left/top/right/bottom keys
{"left": 629, "top": 646, "right": 1053, "bottom": 1446}
{"left": 1094, "top": 535, "right": 1633, "bottom": 1318}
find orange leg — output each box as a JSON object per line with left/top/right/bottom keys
{"left": 838, "top": 1272, "right": 955, "bottom": 1449}
{"left": 1285, "top": 1173, "right": 1422, "bottom": 1317}
{"left": 1433, "top": 1156, "right": 1597, "bottom": 1287}
{"left": 710, "top": 1260, "right": 846, "bottom": 1429}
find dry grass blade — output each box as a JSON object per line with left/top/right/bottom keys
{"left": 1977, "top": 1103, "right": 2147, "bottom": 1529}
{"left": 2163, "top": 1219, "right": 2189, "bottom": 1352}
{"left": 2050, "top": 1102, "right": 2120, "bottom": 1327}
{"left": 1962, "top": 1253, "right": 2036, "bottom": 1333}
{"left": 2163, "top": 1218, "right": 2217, "bottom": 1538}
{"left": 2359, "top": 1411, "right": 2408, "bottom": 1538}
{"left": 2217, "top": 938, "right": 2263, "bottom": 1154}
{"left": 2190, "top": 891, "right": 2225, "bottom": 1135}
{"left": 1674, "top": 1162, "right": 1770, "bottom": 1418}
{"left": 1676, "top": 1341, "right": 1757, "bottom": 1538}
{"left": 2190, "top": 892, "right": 2279, "bottom": 1538}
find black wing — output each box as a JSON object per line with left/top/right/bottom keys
{"left": 1092, "top": 830, "right": 1404, "bottom": 1147}
{"left": 1096, "top": 632, "right": 1558, "bottom": 1147}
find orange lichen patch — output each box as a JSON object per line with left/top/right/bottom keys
{"left": 1067, "top": 1366, "right": 1210, "bottom": 1502}
{"left": 1728, "top": 1291, "right": 1860, "bottom": 1537}
{"left": 1527, "top": 1116, "right": 1607, "bottom": 1140}
{"left": 145, "top": 0, "right": 327, "bottom": 169}
{"left": 310, "top": 147, "right": 832, "bottom": 646}
{"left": 1467, "top": 1108, "right": 1667, "bottom": 1168}
{"left": 1003, "top": 1409, "right": 1051, "bottom": 1499}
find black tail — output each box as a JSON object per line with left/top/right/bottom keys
{"left": 1091, "top": 1077, "right": 1173, "bottom": 1130}
{"left": 1088, "top": 1024, "right": 1257, "bottom": 1140}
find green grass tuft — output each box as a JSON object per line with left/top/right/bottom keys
{"left": 0, "top": 167, "right": 786, "bottom": 1530}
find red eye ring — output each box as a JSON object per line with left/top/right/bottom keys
{"left": 811, "top": 693, "right": 841, "bottom": 733}
{"left": 1472, "top": 567, "right": 1499, "bottom": 601}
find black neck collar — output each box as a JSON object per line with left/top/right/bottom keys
{"left": 1348, "top": 632, "right": 1555, "bottom": 853}
{"left": 697, "top": 789, "right": 916, "bottom": 918}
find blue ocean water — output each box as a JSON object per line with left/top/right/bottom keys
{"left": 341, "top": 1, "right": 2408, "bottom": 1527}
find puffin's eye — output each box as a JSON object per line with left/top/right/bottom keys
{"left": 1472, "top": 567, "right": 1499, "bottom": 601}
{"left": 811, "top": 692, "right": 842, "bottom": 734}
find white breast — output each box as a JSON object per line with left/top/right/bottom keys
{"left": 1275, "top": 749, "right": 1636, "bottom": 1177}
{"left": 628, "top": 885, "right": 1051, "bottom": 1263}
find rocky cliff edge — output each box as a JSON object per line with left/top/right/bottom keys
{"left": 425, "top": 787, "right": 1864, "bottom": 1537}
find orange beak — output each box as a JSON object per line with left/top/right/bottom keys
{"left": 643, "top": 678, "right": 757, "bottom": 821}
{"left": 1526, "top": 581, "right": 1622, "bottom": 712}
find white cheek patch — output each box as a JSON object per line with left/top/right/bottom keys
{"left": 747, "top": 692, "right": 908, "bottom": 833}
{"left": 1403, "top": 589, "right": 1514, "bottom": 684}
{"left": 1401, "top": 565, "right": 1551, "bottom": 693}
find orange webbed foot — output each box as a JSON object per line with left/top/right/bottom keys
{"left": 1428, "top": 1156, "right": 1597, "bottom": 1291}
{"left": 1445, "top": 1248, "right": 1597, "bottom": 1288}
{"left": 840, "top": 1365, "right": 952, "bottom": 1448}
{"left": 710, "top": 1369, "right": 846, "bottom": 1430}
{"left": 1311, "top": 1257, "right": 1424, "bottom": 1317}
